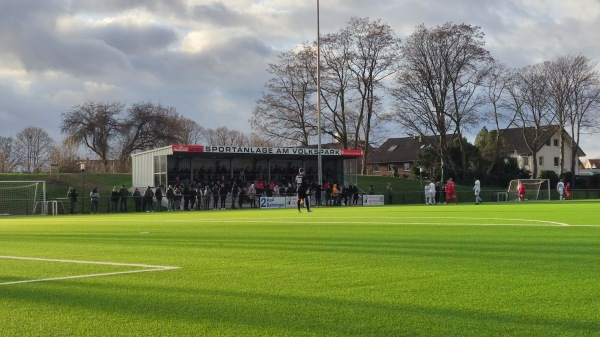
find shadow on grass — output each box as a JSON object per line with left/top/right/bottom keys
{"left": 1, "top": 278, "right": 599, "bottom": 336}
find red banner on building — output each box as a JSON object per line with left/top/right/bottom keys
{"left": 341, "top": 149, "right": 364, "bottom": 156}
{"left": 172, "top": 145, "right": 205, "bottom": 153}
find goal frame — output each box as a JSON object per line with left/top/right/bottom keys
{"left": 507, "top": 179, "right": 550, "bottom": 201}
{"left": 0, "top": 181, "right": 47, "bottom": 215}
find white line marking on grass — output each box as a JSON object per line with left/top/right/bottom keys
{"left": 184, "top": 216, "right": 572, "bottom": 227}
{"left": 0, "top": 256, "right": 180, "bottom": 286}
{"left": 55, "top": 215, "right": 573, "bottom": 227}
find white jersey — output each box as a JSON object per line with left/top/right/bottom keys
{"left": 557, "top": 181, "right": 565, "bottom": 192}
{"left": 473, "top": 180, "right": 481, "bottom": 194}
{"left": 428, "top": 183, "right": 436, "bottom": 196}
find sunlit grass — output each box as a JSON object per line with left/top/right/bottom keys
{"left": 1, "top": 201, "right": 599, "bottom": 336}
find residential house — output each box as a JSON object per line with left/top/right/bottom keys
{"left": 367, "top": 126, "right": 586, "bottom": 179}
{"left": 583, "top": 159, "right": 600, "bottom": 169}
{"left": 581, "top": 159, "right": 600, "bottom": 176}
{"left": 498, "top": 126, "right": 586, "bottom": 177}
{"left": 366, "top": 136, "right": 432, "bottom": 177}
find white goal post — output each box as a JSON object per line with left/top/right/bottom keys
{"left": 507, "top": 179, "right": 550, "bottom": 201}
{"left": 0, "top": 181, "right": 46, "bottom": 216}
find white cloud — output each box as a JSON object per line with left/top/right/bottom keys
{"left": 0, "top": 0, "right": 598, "bottom": 156}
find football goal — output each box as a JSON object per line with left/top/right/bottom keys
{"left": 0, "top": 181, "right": 46, "bottom": 215}
{"left": 507, "top": 179, "right": 550, "bottom": 201}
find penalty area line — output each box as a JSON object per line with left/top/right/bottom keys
{"left": 0, "top": 256, "right": 180, "bottom": 286}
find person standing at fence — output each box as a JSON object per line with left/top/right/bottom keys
{"left": 166, "top": 185, "right": 174, "bottom": 211}
{"left": 133, "top": 188, "right": 142, "bottom": 212}
{"left": 473, "top": 179, "right": 482, "bottom": 205}
{"left": 67, "top": 187, "right": 78, "bottom": 214}
{"left": 212, "top": 184, "right": 220, "bottom": 210}
{"left": 332, "top": 184, "right": 340, "bottom": 206}
{"left": 155, "top": 185, "right": 163, "bottom": 211}
{"left": 386, "top": 182, "right": 393, "bottom": 205}
{"left": 143, "top": 186, "right": 154, "bottom": 212}
{"left": 557, "top": 180, "right": 565, "bottom": 200}
{"left": 110, "top": 186, "right": 119, "bottom": 213}
{"left": 119, "top": 184, "right": 128, "bottom": 212}
{"left": 203, "top": 185, "right": 212, "bottom": 210}
{"left": 90, "top": 187, "right": 100, "bottom": 214}
{"left": 219, "top": 183, "right": 228, "bottom": 210}
{"left": 314, "top": 183, "right": 323, "bottom": 207}
{"left": 247, "top": 183, "right": 257, "bottom": 208}
{"left": 174, "top": 186, "right": 183, "bottom": 210}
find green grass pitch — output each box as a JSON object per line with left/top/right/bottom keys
{"left": 1, "top": 201, "right": 600, "bottom": 336}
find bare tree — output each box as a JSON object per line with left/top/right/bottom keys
{"left": 248, "top": 133, "right": 286, "bottom": 147}
{"left": 0, "top": 136, "right": 19, "bottom": 172}
{"left": 205, "top": 127, "right": 249, "bottom": 146}
{"left": 15, "top": 126, "right": 55, "bottom": 172}
{"left": 61, "top": 102, "right": 123, "bottom": 167}
{"left": 507, "top": 63, "right": 555, "bottom": 178}
{"left": 174, "top": 117, "right": 205, "bottom": 145}
{"left": 116, "top": 101, "right": 181, "bottom": 161}
{"left": 440, "top": 23, "right": 494, "bottom": 176}
{"left": 391, "top": 23, "right": 491, "bottom": 180}
{"left": 481, "top": 63, "right": 519, "bottom": 175}
{"left": 250, "top": 44, "right": 317, "bottom": 146}
{"left": 49, "top": 137, "right": 81, "bottom": 173}
{"left": 345, "top": 17, "right": 402, "bottom": 174}
{"left": 545, "top": 55, "right": 600, "bottom": 180}
{"left": 545, "top": 57, "right": 573, "bottom": 175}
{"left": 319, "top": 29, "right": 357, "bottom": 148}
{"left": 563, "top": 55, "right": 600, "bottom": 182}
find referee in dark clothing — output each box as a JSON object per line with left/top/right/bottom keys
{"left": 296, "top": 168, "right": 312, "bottom": 213}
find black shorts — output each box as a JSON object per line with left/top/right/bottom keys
{"left": 297, "top": 188, "right": 307, "bottom": 199}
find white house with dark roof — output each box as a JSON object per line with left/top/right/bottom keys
{"left": 367, "top": 126, "right": 586, "bottom": 178}
{"left": 498, "top": 126, "right": 586, "bottom": 177}
{"left": 366, "top": 135, "right": 452, "bottom": 177}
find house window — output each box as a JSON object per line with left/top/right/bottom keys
{"left": 403, "top": 162, "right": 410, "bottom": 171}
{"left": 546, "top": 139, "right": 551, "bottom": 146}
{"left": 554, "top": 157, "right": 559, "bottom": 167}
{"left": 539, "top": 156, "right": 544, "bottom": 166}
{"left": 373, "top": 164, "right": 379, "bottom": 173}
{"left": 387, "top": 145, "right": 398, "bottom": 152}
{"left": 554, "top": 139, "right": 559, "bottom": 147}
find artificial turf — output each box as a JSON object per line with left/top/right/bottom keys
{"left": 1, "top": 201, "right": 599, "bottom": 336}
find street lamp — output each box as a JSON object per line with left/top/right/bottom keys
{"left": 79, "top": 162, "right": 86, "bottom": 214}
{"left": 316, "top": 0, "right": 322, "bottom": 186}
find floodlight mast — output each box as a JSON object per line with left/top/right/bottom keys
{"left": 316, "top": 0, "right": 322, "bottom": 186}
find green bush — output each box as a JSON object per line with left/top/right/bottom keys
{"left": 539, "top": 170, "right": 559, "bottom": 188}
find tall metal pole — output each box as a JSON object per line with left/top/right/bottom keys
{"left": 316, "top": 0, "right": 322, "bottom": 186}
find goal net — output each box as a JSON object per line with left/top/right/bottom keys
{"left": 0, "top": 181, "right": 46, "bottom": 215}
{"left": 507, "top": 179, "right": 550, "bottom": 201}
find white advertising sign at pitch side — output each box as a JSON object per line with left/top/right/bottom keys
{"left": 362, "top": 195, "right": 385, "bottom": 206}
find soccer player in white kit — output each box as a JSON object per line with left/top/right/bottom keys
{"left": 426, "top": 181, "right": 436, "bottom": 205}
{"left": 473, "top": 179, "right": 481, "bottom": 204}
{"left": 557, "top": 180, "right": 565, "bottom": 200}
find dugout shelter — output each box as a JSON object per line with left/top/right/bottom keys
{"left": 131, "top": 144, "right": 363, "bottom": 189}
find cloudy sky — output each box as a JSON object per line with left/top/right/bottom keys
{"left": 1, "top": 0, "right": 599, "bottom": 158}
